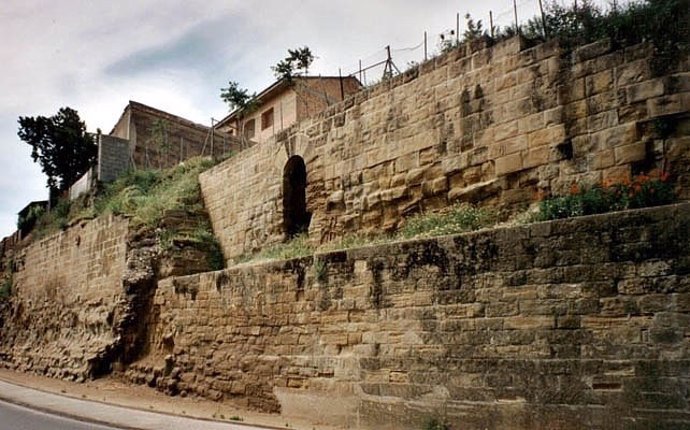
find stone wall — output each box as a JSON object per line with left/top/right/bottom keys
{"left": 0, "top": 215, "right": 129, "bottom": 379}
{"left": 200, "top": 36, "right": 690, "bottom": 260}
{"left": 98, "top": 134, "right": 130, "bottom": 182}
{"left": 128, "top": 203, "right": 690, "bottom": 430}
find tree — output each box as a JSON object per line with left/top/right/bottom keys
{"left": 18, "top": 107, "right": 97, "bottom": 193}
{"left": 220, "top": 81, "right": 259, "bottom": 148}
{"left": 271, "top": 46, "right": 316, "bottom": 81}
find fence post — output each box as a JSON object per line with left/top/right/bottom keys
{"left": 538, "top": 0, "right": 548, "bottom": 39}
{"left": 456, "top": 12, "right": 460, "bottom": 43}
{"left": 424, "top": 31, "right": 428, "bottom": 61}
{"left": 513, "top": 0, "right": 519, "bottom": 34}
{"left": 490, "top": 11, "right": 494, "bottom": 38}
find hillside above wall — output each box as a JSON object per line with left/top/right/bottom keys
{"left": 199, "top": 35, "right": 690, "bottom": 261}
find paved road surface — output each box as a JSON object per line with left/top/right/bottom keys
{"left": 0, "top": 379, "right": 264, "bottom": 430}
{"left": 0, "top": 399, "right": 120, "bottom": 430}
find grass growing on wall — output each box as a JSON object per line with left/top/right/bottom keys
{"left": 91, "top": 156, "right": 215, "bottom": 227}
{"left": 28, "top": 156, "right": 225, "bottom": 270}
{"left": 241, "top": 204, "right": 495, "bottom": 263}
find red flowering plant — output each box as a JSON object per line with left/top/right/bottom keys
{"left": 537, "top": 170, "right": 675, "bottom": 221}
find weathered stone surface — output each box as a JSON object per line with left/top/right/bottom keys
{"left": 199, "top": 37, "right": 690, "bottom": 260}
{"left": 126, "top": 204, "right": 690, "bottom": 429}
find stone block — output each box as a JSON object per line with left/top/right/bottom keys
{"left": 422, "top": 177, "right": 448, "bottom": 197}
{"left": 627, "top": 80, "right": 665, "bottom": 103}
{"left": 586, "top": 70, "right": 614, "bottom": 96}
{"left": 488, "top": 136, "right": 528, "bottom": 159}
{"left": 614, "top": 141, "right": 646, "bottom": 165}
{"left": 615, "top": 60, "right": 650, "bottom": 87}
{"left": 494, "top": 120, "right": 519, "bottom": 142}
{"left": 528, "top": 125, "right": 565, "bottom": 149}
{"left": 647, "top": 93, "right": 690, "bottom": 118}
{"left": 523, "top": 146, "right": 551, "bottom": 169}
{"left": 574, "top": 39, "right": 612, "bottom": 62}
{"left": 503, "top": 316, "right": 555, "bottom": 330}
{"left": 591, "top": 123, "right": 638, "bottom": 150}
{"left": 405, "top": 168, "right": 426, "bottom": 186}
{"left": 494, "top": 152, "right": 523, "bottom": 176}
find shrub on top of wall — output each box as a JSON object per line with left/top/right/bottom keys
{"left": 537, "top": 171, "right": 675, "bottom": 221}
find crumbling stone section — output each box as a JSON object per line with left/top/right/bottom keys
{"left": 130, "top": 203, "right": 690, "bottom": 430}
{"left": 200, "top": 36, "right": 690, "bottom": 260}
{"left": 0, "top": 207, "right": 221, "bottom": 380}
{"left": 0, "top": 215, "right": 129, "bottom": 380}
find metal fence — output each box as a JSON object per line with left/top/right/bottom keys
{"left": 340, "top": 0, "right": 627, "bottom": 88}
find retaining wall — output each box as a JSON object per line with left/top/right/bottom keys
{"left": 200, "top": 36, "right": 690, "bottom": 260}
{"left": 131, "top": 203, "right": 690, "bottom": 430}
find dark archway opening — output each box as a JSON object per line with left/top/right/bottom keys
{"left": 283, "top": 155, "right": 311, "bottom": 238}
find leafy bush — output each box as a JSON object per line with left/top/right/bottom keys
{"left": 17, "top": 204, "right": 45, "bottom": 234}
{"left": 537, "top": 172, "right": 675, "bottom": 221}
{"left": 31, "top": 198, "right": 72, "bottom": 239}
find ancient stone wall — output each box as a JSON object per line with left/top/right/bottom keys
{"left": 0, "top": 215, "right": 129, "bottom": 379}
{"left": 128, "top": 203, "right": 690, "bottom": 430}
{"left": 200, "top": 36, "right": 690, "bottom": 260}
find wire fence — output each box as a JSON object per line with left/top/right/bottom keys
{"left": 341, "top": 0, "right": 627, "bottom": 88}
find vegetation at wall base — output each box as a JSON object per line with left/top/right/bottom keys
{"left": 399, "top": 204, "right": 494, "bottom": 239}
{"left": 537, "top": 171, "right": 675, "bottom": 221}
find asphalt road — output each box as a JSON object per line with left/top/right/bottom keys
{"left": 0, "top": 399, "right": 121, "bottom": 430}
{"left": 0, "top": 379, "right": 262, "bottom": 430}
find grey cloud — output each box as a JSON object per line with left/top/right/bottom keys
{"left": 104, "top": 13, "right": 255, "bottom": 80}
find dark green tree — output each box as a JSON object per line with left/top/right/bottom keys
{"left": 18, "top": 107, "right": 97, "bottom": 193}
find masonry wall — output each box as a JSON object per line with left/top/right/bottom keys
{"left": 98, "top": 134, "right": 130, "bottom": 182}
{"left": 69, "top": 167, "right": 96, "bottom": 200}
{"left": 0, "top": 215, "right": 129, "bottom": 379}
{"left": 200, "top": 36, "right": 690, "bottom": 260}
{"left": 111, "top": 103, "right": 240, "bottom": 170}
{"left": 127, "top": 203, "right": 690, "bottom": 430}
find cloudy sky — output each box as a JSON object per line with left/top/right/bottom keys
{"left": 0, "top": 0, "right": 617, "bottom": 237}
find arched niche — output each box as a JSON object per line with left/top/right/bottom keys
{"left": 283, "top": 155, "right": 311, "bottom": 238}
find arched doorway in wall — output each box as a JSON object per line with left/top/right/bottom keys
{"left": 283, "top": 155, "right": 311, "bottom": 238}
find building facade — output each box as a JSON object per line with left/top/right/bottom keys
{"left": 216, "top": 77, "right": 362, "bottom": 144}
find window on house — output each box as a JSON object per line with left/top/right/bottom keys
{"left": 244, "top": 118, "right": 256, "bottom": 138}
{"left": 261, "top": 108, "right": 274, "bottom": 130}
